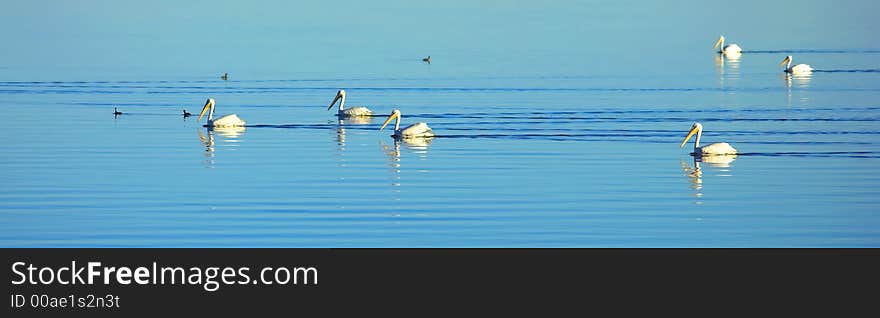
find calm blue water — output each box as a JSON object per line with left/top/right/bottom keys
{"left": 1, "top": 1, "right": 879, "bottom": 247}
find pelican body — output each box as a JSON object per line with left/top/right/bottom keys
{"left": 713, "top": 35, "right": 742, "bottom": 55}
{"left": 380, "top": 109, "right": 434, "bottom": 138}
{"left": 198, "top": 98, "right": 246, "bottom": 127}
{"left": 680, "top": 122, "right": 737, "bottom": 156}
{"left": 328, "top": 90, "right": 373, "bottom": 117}
{"left": 780, "top": 55, "right": 813, "bottom": 74}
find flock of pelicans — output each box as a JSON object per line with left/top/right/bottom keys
{"left": 714, "top": 35, "right": 814, "bottom": 74}
{"left": 113, "top": 36, "right": 821, "bottom": 159}
{"left": 181, "top": 89, "right": 436, "bottom": 140}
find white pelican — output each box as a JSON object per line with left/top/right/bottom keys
{"left": 380, "top": 109, "right": 434, "bottom": 139}
{"left": 780, "top": 55, "right": 813, "bottom": 74}
{"left": 680, "top": 122, "right": 737, "bottom": 156}
{"left": 713, "top": 35, "right": 742, "bottom": 55}
{"left": 328, "top": 90, "right": 373, "bottom": 117}
{"left": 198, "top": 98, "right": 246, "bottom": 127}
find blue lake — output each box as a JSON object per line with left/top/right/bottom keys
{"left": 1, "top": 0, "right": 879, "bottom": 246}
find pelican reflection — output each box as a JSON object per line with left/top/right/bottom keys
{"left": 334, "top": 116, "right": 374, "bottom": 146}
{"left": 380, "top": 137, "right": 433, "bottom": 162}
{"left": 340, "top": 116, "right": 373, "bottom": 125}
{"left": 713, "top": 53, "right": 741, "bottom": 71}
{"left": 380, "top": 137, "right": 433, "bottom": 187}
{"left": 401, "top": 135, "right": 433, "bottom": 151}
{"left": 197, "top": 126, "right": 246, "bottom": 168}
{"left": 212, "top": 126, "right": 246, "bottom": 138}
{"left": 198, "top": 129, "right": 216, "bottom": 167}
{"left": 335, "top": 122, "right": 347, "bottom": 145}
{"left": 714, "top": 54, "right": 741, "bottom": 87}
{"left": 783, "top": 72, "right": 812, "bottom": 89}
{"left": 680, "top": 154, "right": 737, "bottom": 203}
{"left": 680, "top": 159, "right": 703, "bottom": 202}
{"left": 381, "top": 140, "right": 402, "bottom": 189}
{"left": 698, "top": 153, "right": 737, "bottom": 168}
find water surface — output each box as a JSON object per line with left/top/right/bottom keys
{"left": 1, "top": 0, "right": 879, "bottom": 246}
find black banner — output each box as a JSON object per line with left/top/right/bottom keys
{"left": 3, "top": 249, "right": 878, "bottom": 316}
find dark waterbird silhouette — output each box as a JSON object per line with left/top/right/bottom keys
{"left": 183, "top": 109, "right": 192, "bottom": 118}
{"left": 220, "top": 72, "right": 229, "bottom": 80}
{"left": 113, "top": 107, "right": 123, "bottom": 116}
{"left": 422, "top": 56, "right": 431, "bottom": 64}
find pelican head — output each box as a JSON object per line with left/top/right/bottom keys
{"left": 380, "top": 109, "right": 402, "bottom": 131}
{"left": 779, "top": 55, "right": 792, "bottom": 67}
{"left": 713, "top": 36, "right": 725, "bottom": 50}
{"left": 680, "top": 122, "right": 703, "bottom": 148}
{"left": 198, "top": 98, "right": 215, "bottom": 121}
{"left": 328, "top": 90, "right": 346, "bottom": 110}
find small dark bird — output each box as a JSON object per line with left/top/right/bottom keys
{"left": 221, "top": 72, "right": 229, "bottom": 80}
{"left": 183, "top": 109, "right": 192, "bottom": 118}
{"left": 113, "top": 107, "right": 123, "bottom": 116}
{"left": 422, "top": 56, "right": 431, "bottom": 64}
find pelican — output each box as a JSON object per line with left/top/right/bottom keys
{"left": 183, "top": 109, "right": 192, "bottom": 118}
{"left": 113, "top": 107, "right": 123, "bottom": 116}
{"left": 713, "top": 35, "right": 742, "bottom": 55}
{"left": 680, "top": 122, "right": 737, "bottom": 156}
{"left": 328, "top": 90, "right": 373, "bottom": 117}
{"left": 380, "top": 109, "right": 434, "bottom": 139}
{"left": 780, "top": 55, "right": 813, "bottom": 74}
{"left": 422, "top": 56, "right": 431, "bottom": 64}
{"left": 198, "top": 98, "right": 246, "bottom": 127}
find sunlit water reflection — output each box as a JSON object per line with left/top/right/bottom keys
{"left": 2, "top": 1, "right": 879, "bottom": 247}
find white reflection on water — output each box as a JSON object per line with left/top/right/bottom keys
{"left": 681, "top": 154, "right": 737, "bottom": 204}
{"left": 680, "top": 159, "right": 704, "bottom": 204}
{"left": 380, "top": 137, "right": 434, "bottom": 188}
{"left": 784, "top": 72, "right": 812, "bottom": 89}
{"left": 399, "top": 136, "right": 433, "bottom": 156}
{"left": 698, "top": 154, "right": 737, "bottom": 168}
{"left": 380, "top": 140, "right": 403, "bottom": 219}
{"left": 2, "top": 1, "right": 880, "bottom": 248}
{"left": 339, "top": 116, "right": 374, "bottom": 125}
{"left": 336, "top": 125, "right": 346, "bottom": 145}
{"left": 334, "top": 116, "right": 375, "bottom": 145}
{"left": 198, "top": 129, "right": 215, "bottom": 168}
{"left": 198, "top": 127, "right": 246, "bottom": 168}
{"left": 213, "top": 126, "right": 246, "bottom": 138}
{"left": 783, "top": 73, "right": 813, "bottom": 108}
{"left": 714, "top": 53, "right": 741, "bottom": 88}
{"left": 381, "top": 140, "right": 402, "bottom": 188}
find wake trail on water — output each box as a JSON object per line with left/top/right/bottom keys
{"left": 743, "top": 49, "right": 880, "bottom": 54}
{"left": 736, "top": 151, "right": 880, "bottom": 158}
{"left": 812, "top": 69, "right": 880, "bottom": 73}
